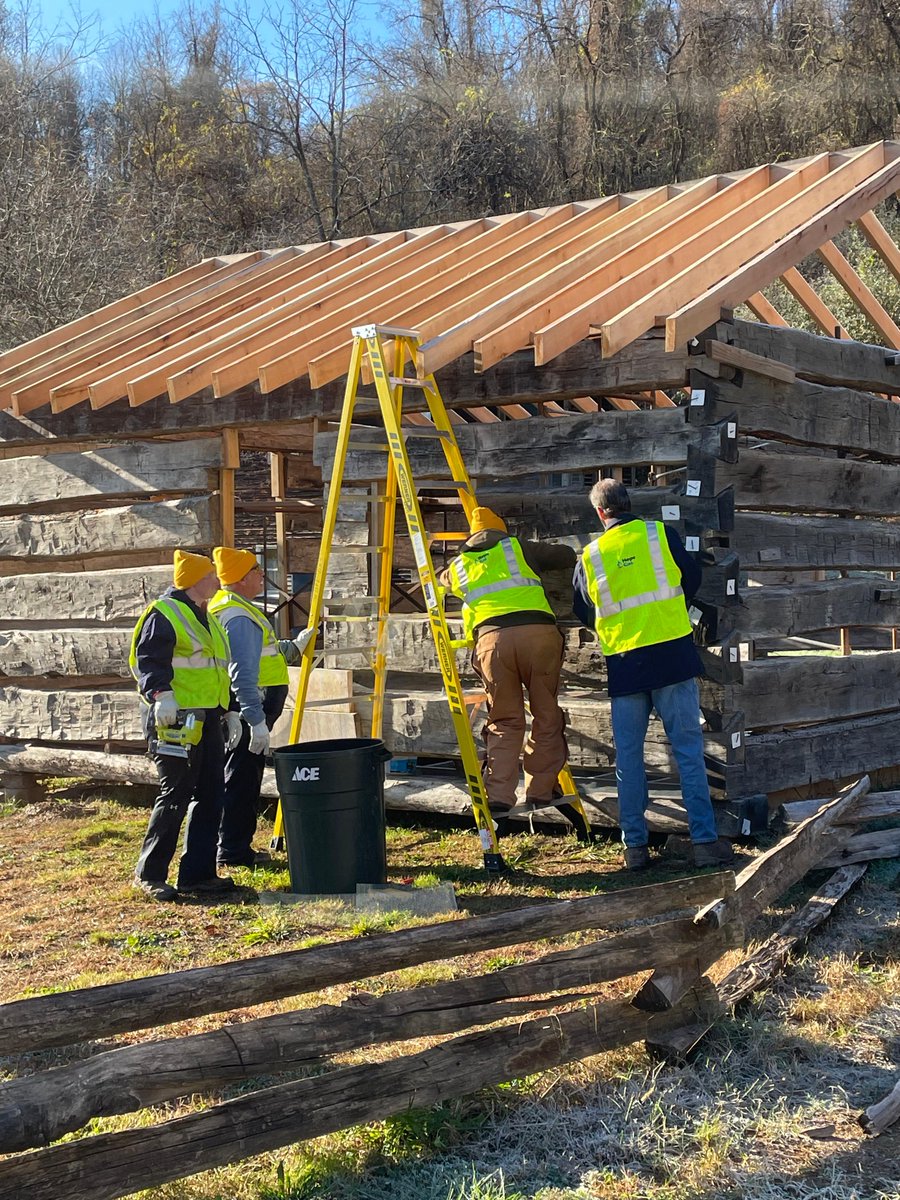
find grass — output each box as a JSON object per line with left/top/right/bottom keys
{"left": 0, "top": 792, "right": 897, "bottom": 1200}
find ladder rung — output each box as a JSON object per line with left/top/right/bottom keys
{"left": 389, "top": 376, "right": 434, "bottom": 391}
{"left": 401, "top": 427, "right": 450, "bottom": 438}
{"left": 430, "top": 532, "right": 467, "bottom": 541}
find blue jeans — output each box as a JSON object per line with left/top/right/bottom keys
{"left": 610, "top": 678, "right": 718, "bottom": 848}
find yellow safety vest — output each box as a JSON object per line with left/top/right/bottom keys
{"left": 208, "top": 589, "right": 290, "bottom": 687}
{"left": 581, "top": 520, "right": 692, "bottom": 655}
{"left": 446, "top": 536, "right": 555, "bottom": 641}
{"left": 129, "top": 596, "right": 232, "bottom": 710}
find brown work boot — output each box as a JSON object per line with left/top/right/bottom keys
{"left": 624, "top": 845, "right": 651, "bottom": 871}
{"left": 692, "top": 838, "right": 735, "bottom": 868}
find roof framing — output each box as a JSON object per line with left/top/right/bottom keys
{"left": 1, "top": 140, "right": 899, "bottom": 417}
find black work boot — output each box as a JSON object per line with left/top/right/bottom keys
{"left": 624, "top": 845, "right": 651, "bottom": 871}
{"left": 692, "top": 838, "right": 735, "bottom": 868}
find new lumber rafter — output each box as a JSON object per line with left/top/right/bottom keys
{"left": 816, "top": 238, "right": 900, "bottom": 347}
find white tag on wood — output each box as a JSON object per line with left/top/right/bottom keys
{"left": 686, "top": 536, "right": 700, "bottom": 552}
{"left": 688, "top": 605, "right": 703, "bottom": 624}
{"left": 731, "top": 732, "right": 742, "bottom": 748}
{"left": 742, "top": 818, "right": 752, "bottom": 836}
{"left": 661, "top": 505, "right": 681, "bottom": 521}
{"left": 729, "top": 647, "right": 739, "bottom": 662}
{"left": 727, "top": 422, "right": 737, "bottom": 438}
{"left": 685, "top": 480, "right": 701, "bottom": 496}
{"left": 690, "top": 390, "right": 706, "bottom": 406}
{"left": 726, "top": 579, "right": 736, "bottom": 595}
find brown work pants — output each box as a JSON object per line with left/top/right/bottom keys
{"left": 471, "top": 623, "right": 567, "bottom": 808}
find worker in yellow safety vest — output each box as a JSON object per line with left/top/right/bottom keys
{"left": 129, "top": 550, "right": 235, "bottom": 902}
{"left": 210, "top": 547, "right": 315, "bottom": 867}
{"left": 440, "top": 506, "right": 575, "bottom": 831}
{"left": 573, "top": 478, "right": 734, "bottom": 871}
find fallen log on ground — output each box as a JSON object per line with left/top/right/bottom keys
{"left": 0, "top": 870, "right": 732, "bottom": 1056}
{"left": 779, "top": 791, "right": 900, "bottom": 827}
{"left": 860, "top": 1079, "right": 900, "bottom": 1135}
{"left": 0, "top": 913, "right": 740, "bottom": 1152}
{"left": 633, "top": 775, "right": 869, "bottom": 1012}
{"left": 0, "top": 983, "right": 719, "bottom": 1200}
{"left": 645, "top": 863, "right": 868, "bottom": 1060}
{"left": 818, "top": 827, "right": 900, "bottom": 868}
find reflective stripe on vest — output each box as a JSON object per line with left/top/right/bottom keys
{"left": 447, "top": 536, "right": 554, "bottom": 639}
{"left": 586, "top": 522, "right": 684, "bottom": 617}
{"left": 129, "top": 596, "right": 232, "bottom": 710}
{"left": 209, "top": 589, "right": 289, "bottom": 687}
{"left": 581, "top": 521, "right": 692, "bottom": 656}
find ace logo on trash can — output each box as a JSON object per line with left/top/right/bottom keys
{"left": 292, "top": 765, "right": 320, "bottom": 782}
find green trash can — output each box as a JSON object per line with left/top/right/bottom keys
{"left": 272, "top": 737, "right": 391, "bottom": 894}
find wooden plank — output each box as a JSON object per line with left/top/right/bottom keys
{"left": 818, "top": 827, "right": 900, "bottom": 868}
{"left": 528, "top": 168, "right": 780, "bottom": 368}
{"left": 718, "top": 578, "right": 900, "bottom": 639}
{"left": 0, "top": 439, "right": 221, "bottom": 511}
{"left": 729, "top": 512, "right": 900, "bottom": 571}
{"left": 718, "top": 446, "right": 900, "bottom": 516}
{"left": 705, "top": 339, "right": 796, "bottom": 384}
{"left": 745, "top": 292, "right": 789, "bottom": 326}
{"left": 0, "top": 687, "right": 142, "bottom": 742}
{"left": 0, "top": 917, "right": 736, "bottom": 1153}
{"left": 686, "top": 370, "right": 900, "bottom": 458}
{"left": 780, "top": 267, "right": 850, "bottom": 338}
{"left": 856, "top": 210, "right": 900, "bottom": 286}
{"left": 701, "top": 651, "right": 900, "bottom": 731}
{"left": 0, "top": 984, "right": 719, "bottom": 1200}
{"left": 316, "top": 410, "right": 736, "bottom": 481}
{"left": 666, "top": 148, "right": 900, "bottom": 350}
{"left": 721, "top": 318, "right": 900, "bottom": 391}
{"left": 445, "top": 181, "right": 726, "bottom": 375}
{"left": 0, "top": 566, "right": 172, "bottom": 626}
{"left": 7, "top": 252, "right": 304, "bottom": 414}
{"left": 817, "top": 239, "right": 900, "bottom": 348}
{"left": 860, "top": 1078, "right": 900, "bottom": 1135}
{"left": 0, "top": 872, "right": 731, "bottom": 1052}
{"left": 0, "top": 496, "right": 216, "bottom": 565}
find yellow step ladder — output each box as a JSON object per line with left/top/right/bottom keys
{"left": 271, "top": 324, "right": 591, "bottom": 872}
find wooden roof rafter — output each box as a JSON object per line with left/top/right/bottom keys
{"left": 1, "top": 141, "right": 900, "bottom": 418}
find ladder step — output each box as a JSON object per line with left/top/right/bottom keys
{"left": 401, "top": 427, "right": 450, "bottom": 438}
{"left": 389, "top": 376, "right": 434, "bottom": 391}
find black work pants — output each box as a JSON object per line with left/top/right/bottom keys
{"left": 219, "top": 684, "right": 288, "bottom": 865}
{"left": 135, "top": 713, "right": 225, "bottom": 887}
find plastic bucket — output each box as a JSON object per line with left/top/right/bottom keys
{"left": 272, "top": 737, "right": 391, "bottom": 894}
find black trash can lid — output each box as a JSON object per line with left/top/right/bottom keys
{"left": 273, "top": 737, "right": 387, "bottom": 756}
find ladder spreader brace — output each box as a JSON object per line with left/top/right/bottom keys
{"left": 271, "top": 324, "right": 591, "bottom": 873}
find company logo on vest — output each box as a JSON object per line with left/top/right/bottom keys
{"left": 292, "top": 766, "right": 320, "bottom": 782}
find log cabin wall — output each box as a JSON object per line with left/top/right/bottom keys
{"left": 0, "top": 436, "right": 225, "bottom": 748}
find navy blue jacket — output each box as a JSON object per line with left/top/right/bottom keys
{"left": 133, "top": 586, "right": 213, "bottom": 704}
{"left": 572, "top": 515, "right": 703, "bottom": 697}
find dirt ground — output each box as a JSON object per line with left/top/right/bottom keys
{"left": 0, "top": 786, "right": 898, "bottom": 1200}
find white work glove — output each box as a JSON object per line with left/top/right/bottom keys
{"left": 293, "top": 626, "right": 316, "bottom": 655}
{"left": 152, "top": 691, "right": 179, "bottom": 728}
{"left": 248, "top": 720, "right": 270, "bottom": 756}
{"left": 223, "top": 710, "right": 243, "bottom": 752}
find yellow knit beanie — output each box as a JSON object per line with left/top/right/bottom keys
{"left": 468, "top": 506, "right": 507, "bottom": 535}
{"left": 213, "top": 546, "right": 259, "bottom": 586}
{"left": 173, "top": 549, "right": 215, "bottom": 589}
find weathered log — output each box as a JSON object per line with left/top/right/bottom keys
{"left": 315, "top": 410, "right": 737, "bottom": 482}
{"left": 0, "top": 687, "right": 143, "bottom": 743}
{"left": 720, "top": 319, "right": 900, "bottom": 393}
{"left": 780, "top": 790, "right": 900, "bottom": 826}
{"left": 817, "top": 827, "right": 900, "bottom": 868}
{"left": 728, "top": 512, "right": 900, "bottom": 572}
{"left": 700, "top": 650, "right": 900, "bottom": 731}
{"left": 0, "top": 496, "right": 216, "bottom": 568}
{"left": 688, "top": 370, "right": 900, "bottom": 459}
{"left": 0, "top": 982, "right": 718, "bottom": 1200}
{"left": 718, "top": 447, "right": 900, "bottom": 517}
{"left": 718, "top": 578, "right": 900, "bottom": 639}
{"left": 0, "top": 871, "right": 732, "bottom": 1054}
{"left": 646, "top": 863, "right": 868, "bottom": 1060}
{"left": 634, "top": 777, "right": 868, "bottom": 1013}
{"left": 725, "top": 714, "right": 900, "bottom": 796}
{"left": 0, "top": 340, "right": 692, "bottom": 445}
{"left": 860, "top": 1079, "right": 900, "bottom": 1135}
{"left": 0, "top": 629, "right": 132, "bottom": 681}
{"left": 0, "top": 915, "right": 738, "bottom": 1151}
{"left": 0, "top": 439, "right": 221, "bottom": 512}
{"left": 0, "top": 566, "right": 173, "bottom": 628}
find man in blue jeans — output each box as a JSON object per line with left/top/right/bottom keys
{"left": 573, "top": 479, "right": 733, "bottom": 870}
